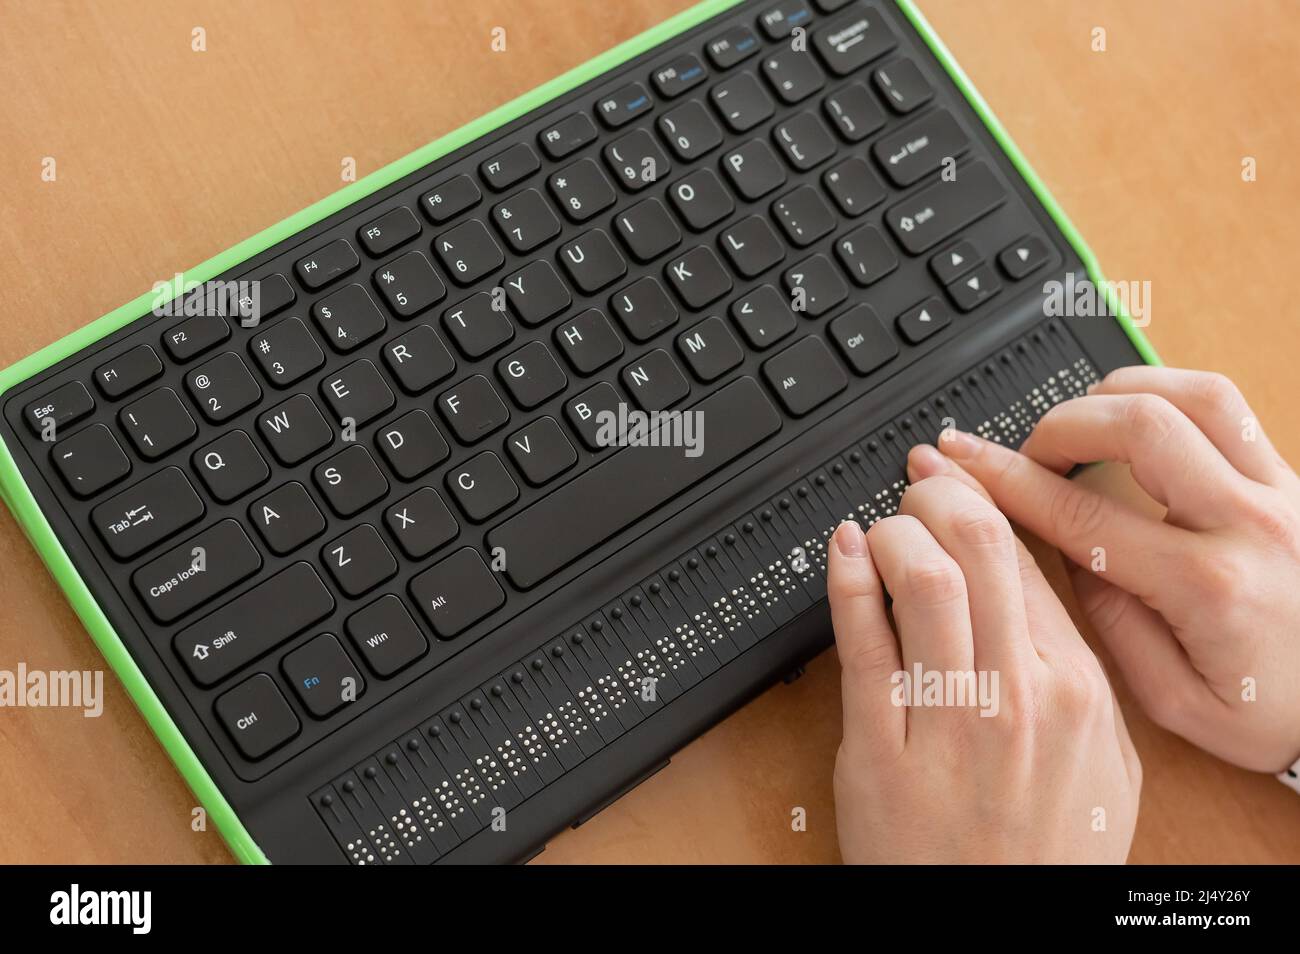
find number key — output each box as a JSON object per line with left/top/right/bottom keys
{"left": 372, "top": 250, "right": 447, "bottom": 317}
{"left": 434, "top": 219, "right": 504, "bottom": 285}
{"left": 249, "top": 317, "right": 325, "bottom": 387}
{"left": 120, "top": 387, "right": 197, "bottom": 459}
{"left": 185, "top": 352, "right": 262, "bottom": 423}
{"left": 312, "top": 284, "right": 387, "bottom": 352}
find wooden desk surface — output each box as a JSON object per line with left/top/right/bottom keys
{"left": 2, "top": 0, "right": 1297, "bottom": 864}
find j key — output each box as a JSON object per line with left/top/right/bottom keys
{"left": 131, "top": 519, "right": 261, "bottom": 623}
{"left": 358, "top": 206, "right": 421, "bottom": 257}
{"left": 321, "top": 358, "right": 395, "bottom": 426}
{"left": 874, "top": 58, "right": 934, "bottom": 113}
{"left": 998, "top": 235, "right": 1051, "bottom": 280}
{"left": 884, "top": 161, "right": 1007, "bottom": 254}
{"left": 761, "top": 334, "right": 848, "bottom": 416}
{"left": 185, "top": 352, "right": 262, "bottom": 424}
{"left": 783, "top": 254, "right": 848, "bottom": 317}
{"left": 604, "top": 128, "right": 671, "bottom": 192}
{"left": 823, "top": 81, "right": 886, "bottom": 141}
{"left": 710, "top": 73, "right": 774, "bottom": 132}
{"left": 385, "top": 487, "right": 458, "bottom": 560}
{"left": 504, "top": 260, "right": 571, "bottom": 327}
{"left": 52, "top": 423, "right": 131, "bottom": 497}
{"left": 23, "top": 381, "right": 94, "bottom": 437}
{"left": 313, "top": 445, "right": 389, "bottom": 517}
{"left": 823, "top": 156, "right": 887, "bottom": 216}
{"left": 828, "top": 303, "right": 899, "bottom": 375}
{"left": 447, "top": 451, "right": 519, "bottom": 522}
{"left": 239, "top": 273, "right": 296, "bottom": 328}
{"left": 410, "top": 547, "right": 505, "bottom": 640}
{"left": 377, "top": 409, "right": 450, "bottom": 480}
{"left": 163, "top": 314, "right": 230, "bottom": 362}
{"left": 175, "top": 562, "right": 334, "bottom": 687}
{"left": 283, "top": 634, "right": 365, "bottom": 718}
{"left": 193, "top": 430, "right": 270, "bottom": 503}
{"left": 323, "top": 524, "right": 397, "bottom": 598}
{"left": 94, "top": 345, "right": 162, "bottom": 400}
{"left": 442, "top": 292, "right": 515, "bottom": 359}
{"left": 480, "top": 143, "right": 540, "bottom": 191}
{"left": 621, "top": 348, "right": 690, "bottom": 411}
{"left": 249, "top": 317, "right": 325, "bottom": 388}
{"left": 611, "top": 276, "right": 679, "bottom": 342}
{"left": 614, "top": 198, "right": 681, "bottom": 262}
{"left": 896, "top": 298, "right": 952, "bottom": 344}
{"left": 383, "top": 324, "right": 456, "bottom": 393}
{"left": 549, "top": 158, "right": 617, "bottom": 223}
{"left": 435, "top": 219, "right": 505, "bottom": 285}
{"left": 772, "top": 186, "right": 836, "bottom": 247}
{"left": 497, "top": 341, "right": 568, "bottom": 409}
{"left": 836, "top": 224, "right": 898, "bottom": 286}
{"left": 668, "top": 169, "right": 735, "bottom": 231}
{"left": 676, "top": 316, "right": 744, "bottom": 382}
{"left": 565, "top": 381, "right": 623, "bottom": 450}
{"left": 761, "top": 47, "right": 825, "bottom": 104}
{"left": 946, "top": 263, "right": 1002, "bottom": 312}
{"left": 652, "top": 53, "right": 708, "bottom": 98}
{"left": 555, "top": 309, "right": 624, "bottom": 374}
{"left": 759, "top": 1, "right": 813, "bottom": 39}
{"left": 295, "top": 238, "right": 359, "bottom": 290}
{"left": 930, "top": 239, "right": 980, "bottom": 285}
{"left": 345, "top": 595, "right": 428, "bottom": 677}
{"left": 596, "top": 82, "right": 652, "bottom": 129}
{"left": 706, "top": 24, "right": 761, "bottom": 68}
{"left": 258, "top": 393, "right": 334, "bottom": 466}
{"left": 438, "top": 374, "right": 510, "bottom": 444}
{"left": 420, "top": 174, "right": 481, "bottom": 224}
{"left": 722, "top": 139, "right": 787, "bottom": 200}
{"left": 658, "top": 100, "right": 723, "bottom": 162}
{"left": 720, "top": 216, "right": 785, "bottom": 278}
{"left": 539, "top": 112, "right": 597, "bottom": 160}
{"left": 772, "top": 111, "right": 837, "bottom": 170}
{"left": 872, "top": 109, "right": 970, "bottom": 187}
{"left": 312, "top": 284, "right": 387, "bottom": 353}
{"left": 216, "top": 674, "right": 300, "bottom": 759}
{"left": 373, "top": 250, "right": 447, "bottom": 318}
{"left": 120, "top": 387, "right": 197, "bottom": 459}
{"left": 489, "top": 377, "right": 781, "bottom": 589}
{"left": 731, "top": 285, "right": 797, "bottom": 350}
{"left": 249, "top": 481, "right": 326, "bottom": 555}
{"left": 559, "top": 229, "right": 627, "bottom": 294}
{"left": 666, "top": 246, "right": 732, "bottom": 309}
{"left": 812, "top": 7, "right": 897, "bottom": 75}
{"left": 491, "top": 188, "right": 561, "bottom": 253}
{"left": 507, "top": 417, "right": 578, "bottom": 485}
{"left": 92, "top": 466, "right": 203, "bottom": 559}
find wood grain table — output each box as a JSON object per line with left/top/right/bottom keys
{"left": 1, "top": 0, "right": 1297, "bottom": 864}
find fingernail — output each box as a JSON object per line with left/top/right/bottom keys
{"left": 939, "top": 428, "right": 982, "bottom": 459}
{"left": 907, "top": 443, "right": 948, "bottom": 481}
{"left": 834, "top": 519, "right": 866, "bottom": 557}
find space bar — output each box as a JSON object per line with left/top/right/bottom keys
{"left": 488, "top": 376, "right": 782, "bottom": 589}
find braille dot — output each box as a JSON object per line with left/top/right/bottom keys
{"left": 630, "top": 594, "right": 642, "bottom": 606}
{"left": 742, "top": 521, "right": 754, "bottom": 533}
{"left": 572, "top": 632, "right": 584, "bottom": 644}
{"left": 669, "top": 568, "right": 681, "bottom": 580}
{"left": 918, "top": 407, "right": 930, "bottom": 419}
{"left": 796, "top": 486, "right": 808, "bottom": 498}
{"left": 867, "top": 439, "right": 879, "bottom": 451}
{"left": 511, "top": 671, "right": 524, "bottom": 683}
{"left": 935, "top": 396, "right": 946, "bottom": 407}
{"left": 849, "top": 450, "right": 861, "bottom": 463}
{"left": 832, "top": 463, "right": 843, "bottom": 474}
{"left": 343, "top": 780, "right": 356, "bottom": 792}
{"left": 449, "top": 711, "right": 462, "bottom": 724}
{"left": 490, "top": 685, "right": 503, "bottom": 698}
{"left": 724, "top": 532, "right": 736, "bottom": 545}
{"left": 1032, "top": 331, "right": 1044, "bottom": 343}
{"left": 814, "top": 474, "right": 826, "bottom": 486}
{"left": 590, "top": 618, "right": 603, "bottom": 631}
{"left": 407, "top": 737, "right": 421, "bottom": 751}
{"left": 386, "top": 752, "right": 399, "bottom": 765}
{"left": 470, "top": 698, "right": 483, "bottom": 711}
{"left": 983, "top": 364, "right": 995, "bottom": 376}
{"left": 320, "top": 794, "right": 334, "bottom": 807}
{"left": 705, "top": 545, "right": 717, "bottom": 557}
{"left": 883, "top": 428, "right": 895, "bottom": 440}
{"left": 687, "top": 556, "right": 699, "bottom": 569}
{"left": 531, "top": 659, "right": 544, "bottom": 671}
{"left": 1016, "top": 342, "right": 1028, "bottom": 354}
{"left": 953, "top": 384, "right": 964, "bottom": 395}
{"left": 1000, "top": 354, "right": 1011, "bottom": 365}
{"left": 550, "top": 645, "right": 563, "bottom": 658}
{"left": 761, "top": 509, "right": 773, "bottom": 521}
{"left": 779, "top": 498, "right": 790, "bottom": 509}
{"left": 611, "top": 606, "right": 623, "bottom": 618}
{"left": 649, "top": 581, "right": 661, "bottom": 593}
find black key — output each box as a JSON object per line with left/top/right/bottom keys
{"left": 761, "top": 334, "right": 847, "bottom": 415}
{"left": 946, "top": 263, "right": 1001, "bottom": 312}
{"left": 434, "top": 218, "right": 504, "bottom": 285}
{"left": 710, "top": 73, "right": 774, "bottom": 132}
{"left": 507, "top": 417, "right": 577, "bottom": 485}
{"left": 555, "top": 308, "right": 624, "bottom": 374}
{"left": 488, "top": 377, "right": 781, "bottom": 589}
{"left": 382, "top": 323, "right": 456, "bottom": 393}
{"left": 377, "top": 409, "right": 450, "bottom": 480}
{"left": 257, "top": 394, "right": 333, "bottom": 465}
{"left": 539, "top": 112, "right": 597, "bottom": 159}
{"left": 604, "top": 128, "right": 671, "bottom": 192}
{"left": 823, "top": 155, "right": 886, "bottom": 216}
{"left": 559, "top": 229, "right": 627, "bottom": 294}
{"left": 239, "top": 273, "right": 296, "bottom": 328}
{"left": 652, "top": 53, "right": 708, "bottom": 98}
{"left": 823, "top": 81, "right": 886, "bottom": 141}
{"left": 373, "top": 250, "right": 447, "bottom": 318}
{"left": 323, "top": 524, "right": 397, "bottom": 597}
{"left": 668, "top": 169, "right": 735, "bottom": 231}
{"left": 930, "top": 239, "right": 980, "bottom": 285}
{"left": 313, "top": 283, "right": 387, "bottom": 353}
{"left": 549, "top": 158, "right": 617, "bottom": 223}
{"left": 193, "top": 430, "right": 269, "bottom": 502}
{"left": 249, "top": 317, "right": 325, "bottom": 388}
{"left": 812, "top": 7, "right": 897, "bottom": 75}
{"left": 53, "top": 423, "right": 131, "bottom": 497}
{"left": 666, "top": 246, "right": 732, "bottom": 309}
{"left": 564, "top": 382, "right": 623, "bottom": 450}
{"left": 610, "top": 276, "right": 679, "bottom": 342}
{"left": 321, "top": 358, "right": 394, "bottom": 426}
{"left": 676, "top": 316, "right": 744, "bottom": 382}
{"left": 131, "top": 519, "right": 261, "bottom": 623}
{"left": 596, "top": 82, "right": 652, "bottom": 129}
{"left": 772, "top": 185, "right": 836, "bottom": 247}
{"left": 491, "top": 188, "right": 561, "bottom": 253}
{"left": 420, "top": 174, "right": 481, "bottom": 224}
{"left": 313, "top": 445, "right": 388, "bottom": 517}
{"left": 998, "top": 235, "right": 1051, "bottom": 280}
{"left": 120, "top": 387, "right": 197, "bottom": 459}
{"left": 91, "top": 466, "right": 203, "bottom": 559}
{"left": 722, "top": 139, "right": 787, "bottom": 200}
{"left": 761, "top": 47, "right": 825, "bottom": 104}
{"left": 162, "top": 314, "right": 230, "bottom": 362}
{"left": 438, "top": 374, "right": 510, "bottom": 443}
{"left": 772, "top": 111, "right": 837, "bottom": 170}
{"left": 731, "top": 284, "right": 797, "bottom": 350}
{"left": 283, "top": 634, "right": 365, "bottom": 718}
{"left": 384, "top": 487, "right": 458, "bottom": 559}
{"left": 446, "top": 451, "right": 519, "bottom": 522}
{"left": 621, "top": 349, "right": 690, "bottom": 411}
{"left": 658, "top": 101, "right": 723, "bottom": 162}
{"left": 828, "top": 303, "right": 899, "bottom": 375}
{"left": 836, "top": 223, "right": 898, "bottom": 286}
{"left": 409, "top": 547, "right": 505, "bottom": 638}
{"left": 872, "top": 109, "right": 970, "bottom": 187}
{"left": 480, "top": 142, "right": 540, "bottom": 191}
{"left": 614, "top": 198, "right": 682, "bottom": 262}
{"left": 503, "top": 261, "right": 571, "bottom": 327}
{"left": 442, "top": 292, "right": 514, "bottom": 359}
{"left": 185, "top": 352, "right": 262, "bottom": 424}
{"left": 874, "top": 58, "right": 934, "bottom": 113}
{"left": 783, "top": 253, "right": 848, "bottom": 317}
{"left": 345, "top": 595, "right": 428, "bottom": 677}
{"left": 884, "top": 161, "right": 1007, "bottom": 254}
{"left": 706, "top": 25, "right": 761, "bottom": 69}
{"left": 94, "top": 345, "right": 162, "bottom": 400}
{"left": 296, "top": 238, "right": 359, "bottom": 290}
{"left": 896, "top": 298, "right": 952, "bottom": 344}
{"left": 359, "top": 206, "right": 421, "bottom": 256}
{"left": 215, "top": 674, "right": 300, "bottom": 759}
{"left": 496, "top": 341, "right": 567, "bottom": 409}
{"left": 759, "top": 0, "right": 813, "bottom": 39}
{"left": 250, "top": 482, "right": 326, "bottom": 555}
{"left": 24, "top": 381, "right": 94, "bottom": 437}
{"left": 719, "top": 216, "right": 785, "bottom": 278}
{"left": 176, "top": 562, "right": 334, "bottom": 687}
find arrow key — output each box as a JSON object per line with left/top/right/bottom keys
{"left": 896, "top": 298, "right": 952, "bottom": 345}
{"left": 945, "top": 263, "right": 1002, "bottom": 312}
{"left": 998, "top": 235, "right": 1051, "bottom": 280}
{"left": 929, "top": 239, "right": 980, "bottom": 285}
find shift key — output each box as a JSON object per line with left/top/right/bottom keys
{"left": 131, "top": 520, "right": 261, "bottom": 623}
{"left": 884, "top": 161, "right": 1006, "bottom": 254}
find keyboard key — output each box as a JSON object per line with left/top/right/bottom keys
{"left": 312, "top": 283, "right": 387, "bottom": 353}
{"left": 761, "top": 47, "right": 825, "bottom": 104}
{"left": 94, "top": 345, "right": 163, "bottom": 400}
{"left": 946, "top": 263, "right": 1001, "bottom": 312}
{"left": 676, "top": 316, "right": 744, "bottom": 382}
{"left": 250, "top": 481, "right": 326, "bottom": 555}
{"left": 162, "top": 314, "right": 230, "bottom": 362}
{"left": 321, "top": 358, "right": 394, "bottom": 426}
{"left": 295, "top": 238, "right": 359, "bottom": 290}
{"left": 930, "top": 239, "right": 980, "bottom": 285}
{"left": 215, "top": 674, "right": 300, "bottom": 759}
{"left": 884, "top": 161, "right": 1006, "bottom": 254}
{"left": 872, "top": 109, "right": 970, "bottom": 187}
{"left": 772, "top": 185, "right": 837, "bottom": 247}
{"left": 504, "top": 261, "right": 571, "bottom": 327}
{"left": 896, "top": 298, "right": 952, "bottom": 344}
{"left": 604, "top": 128, "right": 671, "bottom": 192}
{"left": 373, "top": 250, "right": 447, "bottom": 317}
{"left": 710, "top": 73, "right": 774, "bottom": 132}
{"left": 447, "top": 451, "right": 519, "bottom": 522}
{"left": 497, "top": 341, "right": 567, "bottom": 409}
{"left": 507, "top": 416, "right": 577, "bottom": 485}
{"left": 596, "top": 82, "right": 653, "bottom": 129}
{"left": 610, "top": 276, "right": 679, "bottom": 342}
{"left": 773, "top": 111, "right": 837, "bottom": 170}
{"left": 539, "top": 112, "right": 597, "bottom": 159}
{"left": 823, "top": 155, "right": 886, "bottom": 216}
{"left": 185, "top": 352, "right": 262, "bottom": 424}
{"left": 480, "top": 142, "right": 540, "bottom": 191}
{"left": 383, "top": 324, "right": 456, "bottom": 392}
{"left": 384, "top": 487, "right": 458, "bottom": 559}
{"left": 346, "top": 594, "right": 428, "bottom": 676}
{"left": 828, "top": 303, "right": 899, "bottom": 375}
{"left": 24, "top": 381, "right": 94, "bottom": 437}
{"left": 409, "top": 547, "right": 505, "bottom": 638}
{"left": 622, "top": 348, "right": 690, "bottom": 411}
{"left": 758, "top": 0, "right": 813, "bottom": 39}
{"left": 120, "top": 387, "right": 197, "bottom": 459}
{"left": 323, "top": 524, "right": 397, "bottom": 597}
{"left": 551, "top": 310, "right": 624, "bottom": 381}
{"left": 192, "top": 430, "right": 269, "bottom": 502}
{"left": 313, "top": 445, "right": 389, "bottom": 517}
{"left": 239, "top": 273, "right": 296, "bottom": 328}
{"left": 435, "top": 218, "right": 505, "bottom": 285}
{"left": 658, "top": 100, "right": 724, "bottom": 162}
{"left": 420, "top": 174, "right": 481, "bottom": 224}
{"left": 720, "top": 216, "right": 786, "bottom": 278}
{"left": 666, "top": 246, "right": 732, "bottom": 309}
{"left": 176, "top": 562, "right": 334, "bottom": 687}
{"left": 565, "top": 382, "right": 623, "bottom": 450}
{"left": 52, "top": 423, "right": 131, "bottom": 497}
{"left": 668, "top": 169, "right": 735, "bottom": 231}
{"left": 377, "top": 409, "right": 450, "bottom": 480}
{"left": 652, "top": 53, "right": 708, "bottom": 98}
{"left": 559, "top": 229, "right": 627, "bottom": 294}
{"left": 282, "top": 634, "right": 365, "bottom": 718}
{"left": 491, "top": 188, "right": 562, "bottom": 253}
{"left": 249, "top": 317, "right": 325, "bottom": 388}
{"left": 443, "top": 292, "right": 515, "bottom": 359}
{"left": 91, "top": 466, "right": 203, "bottom": 559}
{"left": 131, "top": 519, "right": 262, "bottom": 623}
{"left": 812, "top": 7, "right": 897, "bottom": 75}
{"left": 722, "top": 139, "right": 787, "bottom": 199}
{"left": 873, "top": 58, "right": 934, "bottom": 113}
{"left": 257, "top": 394, "right": 333, "bottom": 466}
{"left": 438, "top": 374, "right": 510, "bottom": 443}
{"left": 731, "top": 284, "right": 797, "bottom": 350}
{"left": 998, "top": 235, "right": 1050, "bottom": 279}
{"left": 706, "top": 24, "right": 761, "bottom": 69}
{"left": 614, "top": 198, "right": 682, "bottom": 263}
{"left": 836, "top": 223, "right": 898, "bottom": 286}
{"left": 761, "top": 334, "right": 848, "bottom": 415}
{"left": 358, "top": 205, "right": 421, "bottom": 256}
{"left": 823, "top": 81, "right": 886, "bottom": 141}
{"left": 783, "top": 253, "right": 848, "bottom": 317}
{"left": 549, "top": 158, "right": 617, "bottom": 223}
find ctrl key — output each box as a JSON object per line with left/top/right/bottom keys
{"left": 215, "top": 674, "right": 300, "bottom": 760}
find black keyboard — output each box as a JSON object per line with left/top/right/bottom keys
{"left": 0, "top": 0, "right": 1148, "bottom": 863}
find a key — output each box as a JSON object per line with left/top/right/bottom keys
{"left": 538, "top": 112, "right": 597, "bottom": 159}
{"left": 604, "top": 128, "right": 671, "bottom": 193}
{"left": 131, "top": 519, "right": 262, "bottom": 623}
{"left": 549, "top": 158, "right": 617, "bottom": 223}
{"left": 896, "top": 298, "right": 952, "bottom": 344}
{"left": 24, "top": 381, "right": 94, "bottom": 438}
{"left": 249, "top": 317, "right": 325, "bottom": 388}
{"left": 257, "top": 393, "right": 333, "bottom": 466}
{"left": 884, "top": 161, "right": 1006, "bottom": 254}
{"left": 554, "top": 308, "right": 624, "bottom": 375}
{"left": 761, "top": 334, "right": 848, "bottom": 415}
{"left": 442, "top": 292, "right": 515, "bottom": 359}
{"left": 313, "top": 445, "right": 389, "bottom": 517}
{"left": 610, "top": 276, "right": 679, "bottom": 342}
{"left": 283, "top": 634, "right": 365, "bottom": 718}
{"left": 446, "top": 451, "right": 519, "bottom": 522}
{"left": 215, "top": 674, "right": 300, "bottom": 759}
{"left": 822, "top": 81, "right": 886, "bottom": 141}
{"left": 731, "top": 284, "right": 797, "bottom": 350}
{"left": 823, "top": 155, "right": 886, "bottom": 216}
{"left": 668, "top": 169, "right": 735, "bottom": 231}
{"left": 998, "top": 235, "right": 1050, "bottom": 279}
{"left": 503, "top": 261, "right": 571, "bottom": 327}
{"left": 676, "top": 316, "right": 744, "bottom": 382}
{"left": 710, "top": 73, "right": 774, "bottom": 132}
{"left": 52, "top": 423, "right": 131, "bottom": 497}
{"left": 249, "top": 481, "right": 327, "bottom": 555}
{"left": 559, "top": 229, "right": 627, "bottom": 294}
{"left": 382, "top": 324, "right": 456, "bottom": 393}
{"left": 930, "top": 239, "right": 981, "bottom": 285}
{"left": 772, "top": 185, "right": 837, "bottom": 247}
{"left": 621, "top": 348, "right": 690, "bottom": 411}
{"left": 384, "top": 487, "right": 459, "bottom": 559}
{"left": 313, "top": 284, "right": 387, "bottom": 353}
{"left": 946, "top": 263, "right": 1001, "bottom": 312}
{"left": 722, "top": 139, "right": 787, "bottom": 200}
{"left": 120, "top": 387, "right": 197, "bottom": 459}
{"left": 438, "top": 374, "right": 510, "bottom": 444}
{"left": 91, "top": 466, "right": 203, "bottom": 559}
{"left": 295, "top": 238, "right": 359, "bottom": 290}
{"left": 761, "top": 47, "right": 825, "bottom": 104}
{"left": 496, "top": 341, "right": 567, "bottom": 409}
{"left": 564, "top": 381, "right": 623, "bottom": 450}
{"left": 783, "top": 254, "right": 848, "bottom": 317}
{"left": 358, "top": 206, "right": 421, "bottom": 257}
{"left": 376, "top": 409, "right": 450, "bottom": 480}
{"left": 812, "top": 7, "right": 897, "bottom": 75}
{"left": 373, "top": 250, "right": 447, "bottom": 318}
{"left": 323, "top": 524, "right": 398, "bottom": 597}
{"left": 506, "top": 417, "right": 578, "bottom": 485}
{"left": 652, "top": 53, "right": 708, "bottom": 98}
{"left": 420, "top": 174, "right": 481, "bottom": 224}
{"left": 345, "top": 595, "right": 428, "bottom": 677}
{"left": 192, "top": 430, "right": 269, "bottom": 502}
{"left": 614, "top": 198, "right": 682, "bottom": 262}
{"left": 185, "top": 352, "right": 262, "bottom": 424}
{"left": 872, "top": 109, "right": 970, "bottom": 187}
{"left": 719, "top": 216, "right": 785, "bottom": 278}
{"left": 491, "top": 188, "right": 561, "bottom": 253}
{"left": 409, "top": 547, "right": 505, "bottom": 638}
{"left": 657, "top": 101, "right": 723, "bottom": 162}
{"left": 94, "top": 345, "right": 162, "bottom": 400}
{"left": 480, "top": 142, "right": 540, "bottom": 191}
{"left": 874, "top": 58, "right": 934, "bottom": 114}
{"left": 162, "top": 314, "right": 230, "bottom": 362}
{"left": 595, "top": 82, "right": 653, "bottom": 129}
{"left": 706, "top": 24, "right": 761, "bottom": 68}
{"left": 827, "top": 304, "right": 899, "bottom": 375}
{"left": 835, "top": 224, "right": 898, "bottom": 286}
{"left": 665, "top": 246, "right": 733, "bottom": 309}
{"left": 320, "top": 358, "right": 394, "bottom": 426}
{"left": 772, "top": 111, "right": 837, "bottom": 170}
{"left": 434, "top": 219, "right": 504, "bottom": 285}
